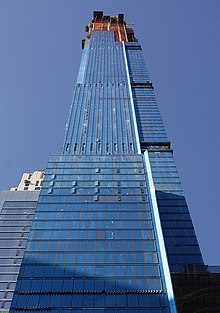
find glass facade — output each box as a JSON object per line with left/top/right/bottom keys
{"left": 125, "top": 37, "right": 204, "bottom": 274}
{"left": 9, "top": 11, "right": 204, "bottom": 313}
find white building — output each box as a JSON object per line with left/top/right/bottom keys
{"left": 10, "top": 170, "right": 45, "bottom": 191}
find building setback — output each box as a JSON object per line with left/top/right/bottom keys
{"left": 7, "top": 11, "right": 220, "bottom": 313}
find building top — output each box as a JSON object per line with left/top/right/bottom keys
{"left": 10, "top": 170, "right": 45, "bottom": 191}
{"left": 83, "top": 11, "right": 136, "bottom": 45}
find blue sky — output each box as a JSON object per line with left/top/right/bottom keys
{"left": 0, "top": 1, "right": 219, "bottom": 265}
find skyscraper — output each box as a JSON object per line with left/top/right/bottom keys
{"left": 8, "top": 11, "right": 219, "bottom": 313}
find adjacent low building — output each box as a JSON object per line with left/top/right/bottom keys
{"left": 0, "top": 171, "right": 43, "bottom": 312}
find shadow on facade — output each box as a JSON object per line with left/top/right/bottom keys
{"left": 155, "top": 191, "right": 220, "bottom": 312}
{"left": 156, "top": 190, "right": 206, "bottom": 273}
{"left": 11, "top": 255, "right": 168, "bottom": 311}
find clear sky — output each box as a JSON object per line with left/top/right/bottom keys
{"left": 0, "top": 0, "right": 219, "bottom": 265}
